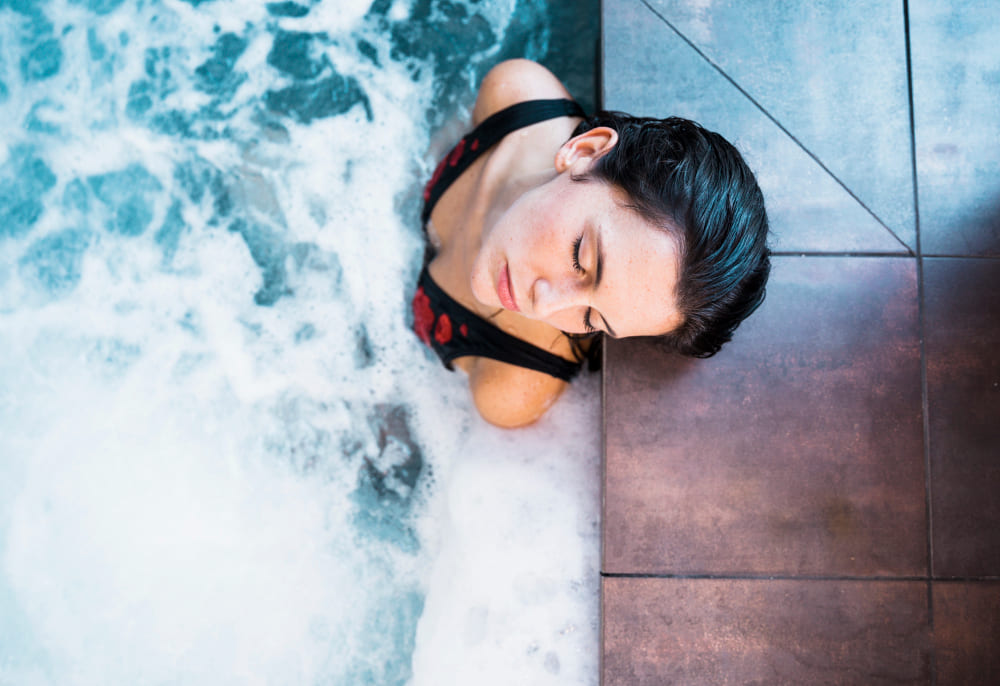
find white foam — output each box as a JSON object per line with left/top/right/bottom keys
{"left": 0, "top": 0, "right": 599, "bottom": 683}
{"left": 5, "top": 376, "right": 348, "bottom": 683}
{"left": 411, "top": 375, "right": 602, "bottom": 686}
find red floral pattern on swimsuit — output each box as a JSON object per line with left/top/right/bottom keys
{"left": 448, "top": 138, "right": 466, "bottom": 167}
{"left": 434, "top": 313, "right": 452, "bottom": 344}
{"left": 423, "top": 158, "right": 446, "bottom": 202}
{"left": 412, "top": 286, "right": 434, "bottom": 345}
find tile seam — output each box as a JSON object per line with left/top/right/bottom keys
{"left": 770, "top": 252, "right": 916, "bottom": 258}
{"left": 919, "top": 253, "right": 1000, "bottom": 260}
{"left": 599, "top": 5, "right": 607, "bottom": 683}
{"left": 601, "top": 573, "right": 1000, "bottom": 582}
{"left": 902, "top": 0, "right": 935, "bottom": 637}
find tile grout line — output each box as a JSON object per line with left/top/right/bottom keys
{"left": 602, "top": 572, "right": 1000, "bottom": 582}
{"left": 771, "top": 251, "right": 915, "bottom": 258}
{"left": 903, "top": 1, "right": 936, "bottom": 682}
{"left": 598, "top": 5, "right": 607, "bottom": 681}
{"left": 918, "top": 253, "right": 1000, "bottom": 260}
{"left": 636, "top": 0, "right": 915, "bottom": 256}
{"left": 772, "top": 252, "right": 1000, "bottom": 259}
{"left": 902, "top": 0, "right": 932, "bottom": 595}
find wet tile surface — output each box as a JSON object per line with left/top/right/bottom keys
{"left": 603, "top": 0, "right": 912, "bottom": 254}
{"left": 602, "top": 578, "right": 932, "bottom": 686}
{"left": 600, "top": 0, "right": 1000, "bottom": 683}
{"left": 934, "top": 582, "right": 1000, "bottom": 686}
{"left": 604, "top": 257, "right": 925, "bottom": 576}
{"left": 924, "top": 258, "right": 1000, "bottom": 577}
{"left": 911, "top": 1, "right": 1000, "bottom": 256}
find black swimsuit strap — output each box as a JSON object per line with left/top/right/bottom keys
{"left": 417, "top": 267, "right": 582, "bottom": 382}
{"left": 421, "top": 98, "right": 585, "bottom": 223}
{"left": 413, "top": 98, "right": 588, "bottom": 382}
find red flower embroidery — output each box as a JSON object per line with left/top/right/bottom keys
{"left": 412, "top": 287, "right": 434, "bottom": 345}
{"left": 424, "top": 157, "right": 446, "bottom": 201}
{"left": 448, "top": 138, "right": 466, "bottom": 167}
{"left": 460, "top": 323, "right": 468, "bottom": 337}
{"left": 434, "top": 313, "right": 453, "bottom": 344}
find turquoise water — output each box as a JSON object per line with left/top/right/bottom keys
{"left": 0, "top": 1, "right": 599, "bottom": 684}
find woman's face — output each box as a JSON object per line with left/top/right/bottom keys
{"left": 471, "top": 132, "right": 683, "bottom": 339}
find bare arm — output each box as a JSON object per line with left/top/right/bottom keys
{"left": 466, "top": 357, "right": 569, "bottom": 428}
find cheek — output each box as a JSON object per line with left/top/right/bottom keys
{"left": 486, "top": 184, "right": 574, "bottom": 274}
{"left": 517, "top": 202, "right": 571, "bottom": 260}
{"left": 485, "top": 203, "right": 529, "bottom": 253}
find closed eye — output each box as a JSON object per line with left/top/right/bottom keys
{"left": 573, "top": 234, "right": 601, "bottom": 334}
{"left": 571, "top": 234, "right": 584, "bottom": 274}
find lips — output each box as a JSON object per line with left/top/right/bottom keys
{"left": 497, "top": 263, "right": 519, "bottom": 312}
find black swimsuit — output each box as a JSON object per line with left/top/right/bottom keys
{"left": 412, "top": 98, "right": 586, "bottom": 382}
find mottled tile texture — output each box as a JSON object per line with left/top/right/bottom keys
{"left": 934, "top": 583, "right": 1000, "bottom": 686}
{"left": 911, "top": 0, "right": 1000, "bottom": 256}
{"left": 601, "top": 0, "right": 1000, "bottom": 683}
{"left": 603, "top": 578, "right": 932, "bottom": 686}
{"left": 924, "top": 258, "right": 1000, "bottom": 577}
{"left": 604, "top": 257, "right": 924, "bottom": 577}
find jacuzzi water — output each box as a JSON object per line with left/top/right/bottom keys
{"left": 0, "top": 1, "right": 601, "bottom": 684}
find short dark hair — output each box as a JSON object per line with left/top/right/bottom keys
{"left": 572, "top": 112, "right": 771, "bottom": 358}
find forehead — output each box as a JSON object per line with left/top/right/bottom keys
{"left": 599, "top": 196, "right": 683, "bottom": 338}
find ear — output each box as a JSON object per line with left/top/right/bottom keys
{"left": 554, "top": 126, "right": 619, "bottom": 173}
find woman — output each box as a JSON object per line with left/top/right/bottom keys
{"left": 412, "top": 59, "right": 770, "bottom": 428}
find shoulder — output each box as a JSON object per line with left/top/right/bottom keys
{"left": 465, "top": 356, "right": 569, "bottom": 429}
{"left": 472, "top": 59, "right": 574, "bottom": 125}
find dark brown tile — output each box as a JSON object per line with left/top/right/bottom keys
{"left": 934, "top": 582, "right": 1000, "bottom": 686}
{"left": 602, "top": 577, "right": 931, "bottom": 686}
{"left": 925, "top": 258, "right": 1000, "bottom": 577}
{"left": 604, "top": 257, "right": 925, "bottom": 576}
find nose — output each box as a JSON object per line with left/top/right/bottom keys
{"left": 531, "top": 273, "right": 588, "bottom": 319}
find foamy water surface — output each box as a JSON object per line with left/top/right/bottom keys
{"left": 0, "top": 1, "right": 600, "bottom": 684}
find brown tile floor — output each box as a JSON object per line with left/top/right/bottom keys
{"left": 605, "top": 257, "right": 925, "bottom": 579}
{"left": 934, "top": 582, "right": 1000, "bottom": 685}
{"left": 924, "top": 259, "right": 1000, "bottom": 579}
{"left": 604, "top": 578, "right": 932, "bottom": 685}
{"left": 601, "top": 1, "right": 1000, "bottom": 684}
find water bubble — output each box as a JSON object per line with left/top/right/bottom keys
{"left": 194, "top": 32, "right": 248, "bottom": 99}
{"left": 18, "top": 228, "right": 91, "bottom": 297}
{"left": 154, "top": 199, "right": 187, "bottom": 265}
{"left": 544, "top": 651, "right": 560, "bottom": 674}
{"left": 0, "top": 147, "right": 58, "bottom": 240}
{"left": 266, "top": 2, "right": 310, "bottom": 18}
{"left": 20, "top": 37, "right": 62, "bottom": 82}
{"left": 87, "top": 164, "right": 163, "bottom": 237}
{"left": 69, "top": 0, "right": 127, "bottom": 15}
{"left": 267, "top": 30, "right": 329, "bottom": 81}
{"left": 264, "top": 70, "right": 373, "bottom": 123}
